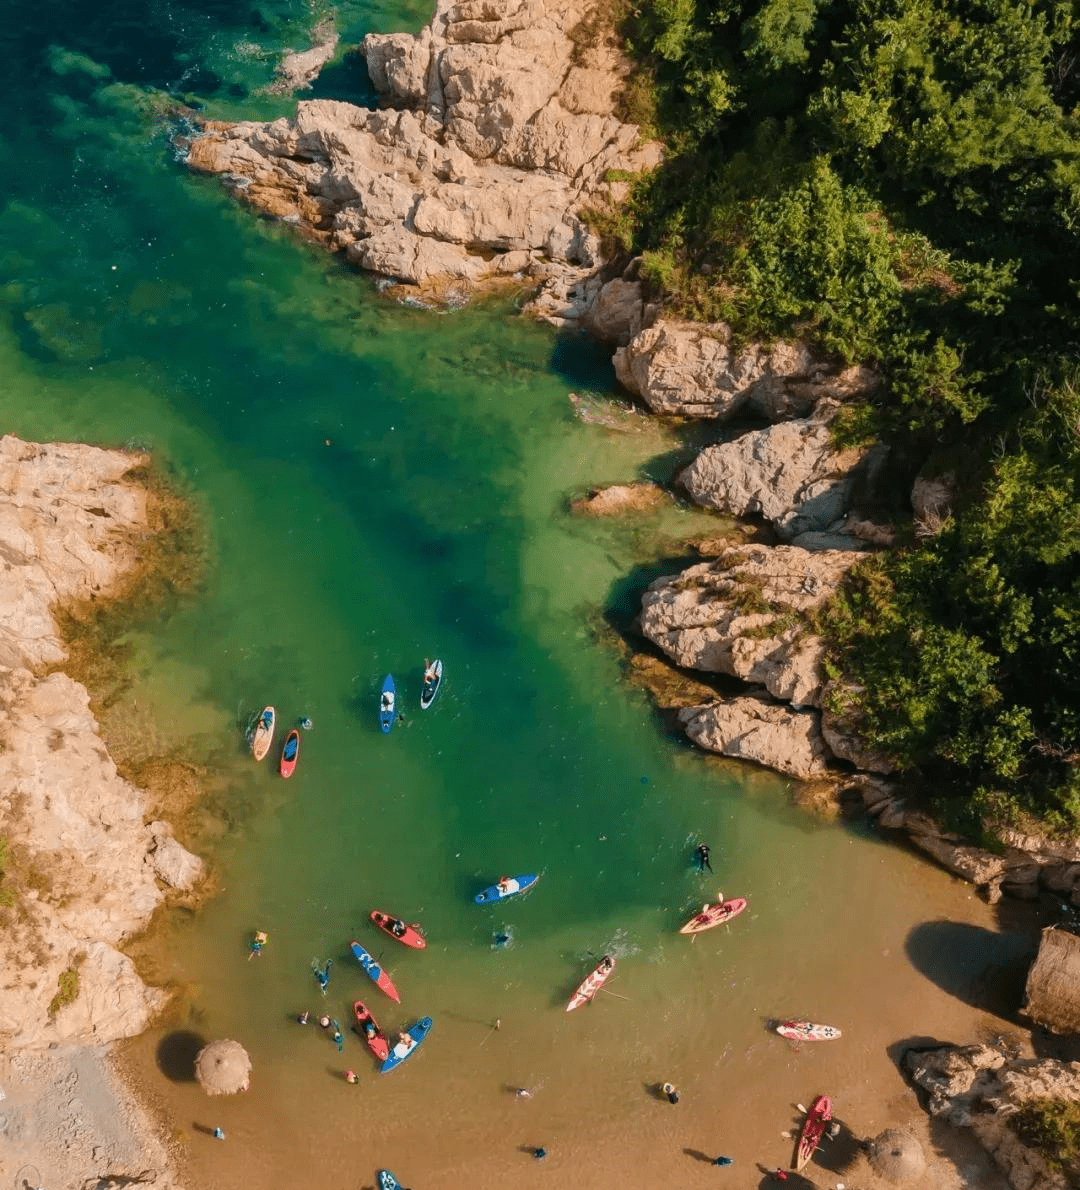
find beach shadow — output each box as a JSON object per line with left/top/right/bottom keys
{"left": 192, "top": 1123, "right": 217, "bottom": 1137}
{"left": 904, "top": 919, "right": 1036, "bottom": 1017}
{"left": 156, "top": 1030, "right": 206, "bottom": 1082}
{"left": 683, "top": 1148, "right": 716, "bottom": 1165}
{"left": 812, "top": 1119, "right": 860, "bottom": 1173}
{"left": 644, "top": 1080, "right": 673, "bottom": 1103}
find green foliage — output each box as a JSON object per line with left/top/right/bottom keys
{"left": 48, "top": 966, "right": 80, "bottom": 1018}
{"left": 1014, "top": 1099, "right": 1080, "bottom": 1174}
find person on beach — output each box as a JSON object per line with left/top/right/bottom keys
{"left": 712, "top": 1155, "right": 733, "bottom": 1167}
{"left": 661, "top": 1082, "right": 680, "bottom": 1104}
{"left": 695, "top": 843, "right": 713, "bottom": 872}
{"left": 345, "top": 1070, "right": 358, "bottom": 1084}
{"left": 772, "top": 1170, "right": 789, "bottom": 1182}
{"left": 515, "top": 1087, "right": 533, "bottom": 1099}
{"left": 296, "top": 1010, "right": 310, "bottom": 1025}
{"left": 533, "top": 1147, "right": 547, "bottom": 1161}
{"left": 248, "top": 930, "right": 268, "bottom": 959}
{"left": 827, "top": 1122, "right": 841, "bottom": 1140}
{"left": 213, "top": 1127, "right": 225, "bottom": 1140}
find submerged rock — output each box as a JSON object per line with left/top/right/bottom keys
{"left": 571, "top": 483, "right": 667, "bottom": 516}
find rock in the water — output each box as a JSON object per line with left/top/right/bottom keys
{"left": 582, "top": 275, "right": 652, "bottom": 346}
{"left": 613, "top": 319, "right": 876, "bottom": 419}
{"left": 678, "top": 695, "right": 831, "bottom": 778}
{"left": 149, "top": 823, "right": 205, "bottom": 891}
{"left": 571, "top": 483, "right": 667, "bottom": 516}
{"left": 678, "top": 405, "right": 888, "bottom": 540}
{"left": 268, "top": 21, "right": 339, "bottom": 93}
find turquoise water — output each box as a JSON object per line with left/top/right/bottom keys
{"left": 1, "top": 5, "right": 1026, "bottom": 1189}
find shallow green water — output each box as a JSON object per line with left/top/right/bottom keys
{"left": 0, "top": 6, "right": 1031, "bottom": 1189}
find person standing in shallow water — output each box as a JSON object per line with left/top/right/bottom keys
{"left": 661, "top": 1081, "right": 680, "bottom": 1104}
{"left": 695, "top": 843, "right": 713, "bottom": 873}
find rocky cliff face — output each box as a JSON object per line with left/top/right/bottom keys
{"left": 0, "top": 436, "right": 202, "bottom": 1051}
{"left": 187, "top": 0, "right": 660, "bottom": 314}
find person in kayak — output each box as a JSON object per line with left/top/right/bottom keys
{"left": 390, "top": 918, "right": 407, "bottom": 938}
{"left": 392, "top": 1032, "right": 416, "bottom": 1059}
{"left": 362, "top": 1018, "right": 379, "bottom": 1041}
{"left": 423, "top": 659, "right": 438, "bottom": 684}
{"left": 381, "top": 691, "right": 394, "bottom": 713}
{"left": 599, "top": 955, "right": 614, "bottom": 973}
{"left": 695, "top": 843, "right": 713, "bottom": 872}
{"left": 497, "top": 876, "right": 518, "bottom": 895}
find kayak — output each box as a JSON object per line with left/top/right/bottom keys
{"left": 378, "top": 1174, "right": 401, "bottom": 1190}
{"left": 353, "top": 999, "right": 390, "bottom": 1062}
{"left": 279, "top": 729, "right": 300, "bottom": 778}
{"left": 420, "top": 659, "right": 442, "bottom": 709}
{"left": 776, "top": 1020, "right": 842, "bottom": 1042}
{"left": 249, "top": 706, "right": 275, "bottom": 761}
{"left": 350, "top": 941, "right": 401, "bottom": 1003}
{"left": 379, "top": 675, "right": 396, "bottom": 734}
{"left": 679, "top": 896, "right": 747, "bottom": 935}
{"left": 794, "top": 1094, "right": 832, "bottom": 1172}
{"left": 380, "top": 1016, "right": 432, "bottom": 1074}
{"left": 473, "top": 874, "right": 540, "bottom": 904}
{"left": 566, "top": 956, "right": 616, "bottom": 1012}
{"left": 371, "top": 910, "right": 427, "bottom": 950}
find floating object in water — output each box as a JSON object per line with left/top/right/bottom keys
{"left": 370, "top": 910, "right": 426, "bottom": 949}
{"left": 420, "top": 659, "right": 442, "bottom": 709}
{"left": 566, "top": 955, "right": 616, "bottom": 1012}
{"left": 353, "top": 1000, "right": 390, "bottom": 1062}
{"left": 249, "top": 706, "right": 275, "bottom": 760}
{"left": 492, "top": 927, "right": 514, "bottom": 949}
{"left": 350, "top": 941, "right": 400, "bottom": 1002}
{"left": 279, "top": 729, "right": 300, "bottom": 778}
{"left": 679, "top": 896, "right": 747, "bottom": 935}
{"left": 474, "top": 874, "right": 539, "bottom": 904}
{"left": 380, "top": 1017, "right": 432, "bottom": 1074}
{"left": 775, "top": 1020, "right": 842, "bottom": 1042}
{"left": 379, "top": 675, "right": 396, "bottom": 733}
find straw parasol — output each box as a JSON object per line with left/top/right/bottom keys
{"left": 867, "top": 1128, "right": 926, "bottom": 1182}
{"left": 194, "top": 1039, "right": 251, "bottom": 1096}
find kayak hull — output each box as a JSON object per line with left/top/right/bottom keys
{"left": 371, "top": 910, "right": 427, "bottom": 949}
{"left": 378, "top": 1174, "right": 400, "bottom": 1190}
{"left": 353, "top": 999, "right": 390, "bottom": 1062}
{"left": 566, "top": 957, "right": 616, "bottom": 1012}
{"left": 279, "top": 729, "right": 300, "bottom": 778}
{"left": 679, "top": 896, "right": 748, "bottom": 935}
{"left": 795, "top": 1094, "right": 832, "bottom": 1171}
{"left": 776, "top": 1020, "right": 842, "bottom": 1042}
{"left": 420, "top": 659, "right": 442, "bottom": 709}
{"left": 380, "top": 675, "right": 396, "bottom": 734}
{"left": 380, "top": 1016, "right": 433, "bottom": 1074}
{"left": 474, "top": 874, "right": 540, "bottom": 904}
{"left": 250, "top": 706, "right": 275, "bottom": 761}
{"left": 350, "top": 941, "right": 401, "bottom": 1002}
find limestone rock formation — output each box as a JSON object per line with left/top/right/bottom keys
{"left": 678, "top": 695, "right": 831, "bottom": 778}
{"left": 678, "top": 405, "right": 888, "bottom": 540}
{"left": 582, "top": 275, "right": 653, "bottom": 346}
{"left": 640, "top": 544, "right": 861, "bottom": 707}
{"left": 269, "top": 21, "right": 339, "bottom": 94}
{"left": 186, "top": 0, "right": 660, "bottom": 309}
{"left": 613, "top": 319, "right": 876, "bottom": 419}
{"left": 571, "top": 482, "right": 667, "bottom": 516}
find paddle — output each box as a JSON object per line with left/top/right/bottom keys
{"left": 598, "top": 987, "right": 630, "bottom": 1002}
{"left": 477, "top": 1018, "right": 501, "bottom": 1049}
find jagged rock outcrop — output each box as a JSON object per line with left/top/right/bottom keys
{"left": 905, "top": 1044, "right": 1080, "bottom": 1190}
{"left": 678, "top": 403, "right": 888, "bottom": 542}
{"left": 186, "top": 0, "right": 660, "bottom": 310}
{"left": 268, "top": 21, "right": 339, "bottom": 94}
{"left": 640, "top": 544, "right": 861, "bottom": 707}
{"left": 613, "top": 319, "right": 876, "bottom": 419}
{"left": 679, "top": 695, "right": 830, "bottom": 778}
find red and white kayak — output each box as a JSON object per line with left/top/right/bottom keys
{"left": 279, "top": 729, "right": 300, "bottom": 778}
{"left": 776, "top": 1020, "right": 842, "bottom": 1042}
{"left": 353, "top": 999, "right": 390, "bottom": 1062}
{"left": 370, "top": 910, "right": 427, "bottom": 950}
{"left": 679, "top": 896, "right": 747, "bottom": 935}
{"left": 566, "top": 956, "right": 616, "bottom": 1012}
{"left": 795, "top": 1094, "right": 832, "bottom": 1171}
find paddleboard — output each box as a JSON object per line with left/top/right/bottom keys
{"left": 473, "top": 874, "right": 540, "bottom": 904}
{"left": 353, "top": 999, "right": 390, "bottom": 1061}
{"left": 679, "top": 896, "right": 747, "bottom": 935}
{"left": 350, "top": 940, "right": 400, "bottom": 1002}
{"left": 371, "top": 910, "right": 427, "bottom": 949}
{"left": 566, "top": 956, "right": 616, "bottom": 1012}
{"left": 380, "top": 1016, "right": 432, "bottom": 1074}
{"left": 776, "top": 1020, "right": 842, "bottom": 1042}
{"left": 378, "top": 1173, "right": 401, "bottom": 1190}
{"left": 380, "top": 675, "right": 396, "bottom": 733}
{"left": 279, "top": 729, "right": 300, "bottom": 778}
{"left": 250, "top": 705, "right": 275, "bottom": 761}
{"left": 420, "top": 659, "right": 442, "bottom": 709}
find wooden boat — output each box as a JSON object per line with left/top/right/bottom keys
{"left": 566, "top": 955, "right": 616, "bottom": 1012}
{"left": 794, "top": 1094, "right": 832, "bottom": 1171}
{"left": 420, "top": 658, "right": 442, "bottom": 709}
{"left": 776, "top": 1020, "right": 842, "bottom": 1042}
{"left": 353, "top": 999, "right": 390, "bottom": 1061}
{"left": 249, "top": 706, "right": 275, "bottom": 761}
{"left": 371, "top": 910, "right": 427, "bottom": 949}
{"left": 380, "top": 1016, "right": 432, "bottom": 1074}
{"left": 350, "top": 941, "right": 401, "bottom": 1002}
{"left": 679, "top": 896, "right": 747, "bottom": 935}
{"left": 380, "top": 675, "right": 396, "bottom": 733}
{"left": 473, "top": 874, "right": 540, "bottom": 904}
{"left": 279, "top": 729, "right": 300, "bottom": 778}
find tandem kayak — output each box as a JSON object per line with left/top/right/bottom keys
{"left": 776, "top": 1020, "right": 842, "bottom": 1042}
{"left": 473, "top": 874, "right": 540, "bottom": 904}
{"left": 379, "top": 675, "right": 396, "bottom": 734}
{"left": 566, "top": 955, "right": 616, "bottom": 1012}
{"left": 679, "top": 896, "right": 748, "bottom": 935}
{"left": 350, "top": 941, "right": 401, "bottom": 1002}
{"left": 795, "top": 1094, "right": 832, "bottom": 1171}
{"left": 380, "top": 1016, "right": 432, "bottom": 1074}
{"left": 353, "top": 999, "right": 390, "bottom": 1062}
{"left": 249, "top": 706, "right": 275, "bottom": 761}
{"left": 370, "top": 910, "right": 427, "bottom": 949}
{"left": 279, "top": 729, "right": 300, "bottom": 778}
{"left": 420, "top": 659, "right": 442, "bottom": 709}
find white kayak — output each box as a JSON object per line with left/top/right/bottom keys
{"left": 566, "top": 956, "right": 616, "bottom": 1012}
{"left": 775, "top": 1019, "right": 842, "bottom": 1042}
{"left": 250, "top": 705, "right": 275, "bottom": 761}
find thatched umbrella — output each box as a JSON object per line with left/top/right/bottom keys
{"left": 194, "top": 1039, "right": 251, "bottom": 1096}
{"left": 867, "top": 1128, "right": 926, "bottom": 1182}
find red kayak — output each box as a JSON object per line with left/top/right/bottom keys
{"left": 795, "top": 1094, "right": 832, "bottom": 1171}
{"left": 353, "top": 1000, "right": 390, "bottom": 1062}
{"left": 279, "top": 729, "right": 300, "bottom": 778}
{"left": 370, "top": 910, "right": 427, "bottom": 950}
{"left": 679, "top": 896, "right": 747, "bottom": 935}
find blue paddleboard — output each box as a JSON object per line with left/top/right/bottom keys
{"left": 380, "top": 674, "right": 396, "bottom": 734}
{"left": 380, "top": 1016, "right": 432, "bottom": 1074}
{"left": 378, "top": 1173, "right": 400, "bottom": 1190}
{"left": 473, "top": 874, "right": 540, "bottom": 904}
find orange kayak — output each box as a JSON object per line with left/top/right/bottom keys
{"left": 353, "top": 1000, "right": 390, "bottom": 1062}
{"left": 679, "top": 896, "right": 747, "bottom": 935}
{"left": 279, "top": 729, "right": 300, "bottom": 778}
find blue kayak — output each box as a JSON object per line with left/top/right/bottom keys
{"left": 378, "top": 1172, "right": 401, "bottom": 1190}
{"left": 379, "top": 674, "right": 396, "bottom": 733}
{"left": 381, "top": 1016, "right": 432, "bottom": 1074}
{"left": 473, "top": 874, "right": 540, "bottom": 904}
{"left": 350, "top": 940, "right": 400, "bottom": 1002}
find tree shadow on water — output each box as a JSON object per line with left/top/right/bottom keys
{"left": 156, "top": 1030, "right": 206, "bottom": 1082}
{"left": 905, "top": 920, "right": 1036, "bottom": 1019}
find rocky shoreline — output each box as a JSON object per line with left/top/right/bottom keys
{"left": 0, "top": 436, "right": 196, "bottom": 1190}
